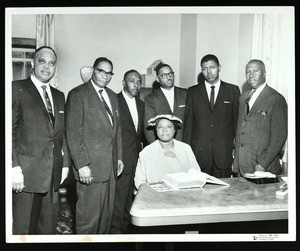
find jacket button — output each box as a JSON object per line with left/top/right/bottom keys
{"left": 49, "top": 157, "right": 53, "bottom": 160}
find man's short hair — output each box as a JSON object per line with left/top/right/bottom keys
{"left": 246, "top": 59, "right": 266, "bottom": 72}
{"left": 93, "top": 57, "right": 113, "bottom": 69}
{"left": 34, "top": 46, "right": 57, "bottom": 61}
{"left": 201, "top": 54, "right": 220, "bottom": 66}
{"left": 123, "top": 69, "right": 141, "bottom": 81}
{"left": 155, "top": 63, "right": 172, "bottom": 76}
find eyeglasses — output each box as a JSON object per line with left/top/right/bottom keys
{"left": 95, "top": 68, "right": 114, "bottom": 78}
{"left": 158, "top": 72, "right": 175, "bottom": 79}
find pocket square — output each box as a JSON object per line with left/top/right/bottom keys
{"left": 179, "top": 105, "right": 186, "bottom": 108}
{"left": 224, "top": 101, "right": 231, "bottom": 104}
{"left": 59, "top": 111, "right": 64, "bottom": 113}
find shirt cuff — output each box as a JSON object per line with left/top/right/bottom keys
{"left": 12, "top": 166, "right": 22, "bottom": 174}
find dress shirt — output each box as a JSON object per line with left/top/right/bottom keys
{"left": 91, "top": 80, "right": 113, "bottom": 125}
{"left": 248, "top": 82, "right": 267, "bottom": 109}
{"left": 31, "top": 75, "right": 54, "bottom": 115}
{"left": 122, "top": 90, "right": 139, "bottom": 131}
{"left": 205, "top": 79, "right": 221, "bottom": 104}
{"left": 161, "top": 86, "right": 175, "bottom": 112}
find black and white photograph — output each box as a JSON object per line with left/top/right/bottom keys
{"left": 5, "top": 6, "right": 295, "bottom": 243}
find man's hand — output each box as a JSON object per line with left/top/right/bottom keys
{"left": 78, "top": 166, "right": 93, "bottom": 185}
{"left": 12, "top": 166, "right": 24, "bottom": 193}
{"left": 117, "top": 160, "right": 124, "bottom": 176}
{"left": 255, "top": 163, "right": 266, "bottom": 172}
{"left": 60, "top": 167, "right": 69, "bottom": 185}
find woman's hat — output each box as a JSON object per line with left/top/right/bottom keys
{"left": 148, "top": 114, "right": 182, "bottom": 127}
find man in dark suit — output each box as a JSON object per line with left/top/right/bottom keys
{"left": 144, "top": 63, "right": 187, "bottom": 143}
{"left": 12, "top": 46, "right": 70, "bottom": 234}
{"left": 109, "top": 70, "right": 145, "bottom": 234}
{"left": 183, "top": 54, "right": 240, "bottom": 178}
{"left": 233, "top": 59, "right": 287, "bottom": 176}
{"left": 66, "top": 57, "right": 123, "bottom": 234}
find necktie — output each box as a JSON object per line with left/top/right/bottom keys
{"left": 41, "top": 85, "right": 55, "bottom": 126}
{"left": 210, "top": 86, "right": 215, "bottom": 109}
{"left": 246, "top": 89, "right": 255, "bottom": 114}
{"left": 99, "top": 90, "right": 114, "bottom": 126}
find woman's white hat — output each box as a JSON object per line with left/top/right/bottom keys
{"left": 148, "top": 114, "right": 182, "bottom": 127}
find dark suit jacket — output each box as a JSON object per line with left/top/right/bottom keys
{"left": 233, "top": 85, "right": 287, "bottom": 175}
{"left": 12, "top": 78, "right": 71, "bottom": 193}
{"left": 144, "top": 86, "right": 187, "bottom": 143}
{"left": 183, "top": 81, "right": 240, "bottom": 170}
{"left": 65, "top": 80, "right": 122, "bottom": 182}
{"left": 118, "top": 92, "right": 144, "bottom": 175}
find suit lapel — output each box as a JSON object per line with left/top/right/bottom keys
{"left": 26, "top": 79, "right": 53, "bottom": 124}
{"left": 156, "top": 88, "right": 172, "bottom": 113}
{"left": 214, "top": 81, "right": 225, "bottom": 108}
{"left": 87, "top": 81, "right": 113, "bottom": 135}
{"left": 50, "top": 86, "right": 59, "bottom": 131}
{"left": 136, "top": 98, "right": 144, "bottom": 136}
{"left": 249, "top": 85, "right": 270, "bottom": 115}
{"left": 198, "top": 82, "right": 211, "bottom": 110}
{"left": 119, "top": 92, "right": 137, "bottom": 134}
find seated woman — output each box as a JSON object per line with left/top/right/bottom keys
{"left": 134, "top": 114, "right": 202, "bottom": 189}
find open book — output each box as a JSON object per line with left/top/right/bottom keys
{"left": 148, "top": 169, "right": 229, "bottom": 192}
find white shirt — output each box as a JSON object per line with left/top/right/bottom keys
{"left": 91, "top": 80, "right": 113, "bottom": 125}
{"left": 160, "top": 86, "right": 175, "bottom": 112}
{"left": 31, "top": 74, "right": 54, "bottom": 115}
{"left": 248, "top": 82, "right": 267, "bottom": 109}
{"left": 205, "top": 79, "right": 220, "bottom": 104}
{"left": 122, "top": 90, "right": 139, "bottom": 131}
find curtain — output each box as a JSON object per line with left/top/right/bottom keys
{"left": 251, "top": 13, "right": 294, "bottom": 168}
{"left": 36, "top": 14, "right": 58, "bottom": 88}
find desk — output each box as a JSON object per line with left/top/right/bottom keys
{"left": 130, "top": 177, "right": 288, "bottom": 227}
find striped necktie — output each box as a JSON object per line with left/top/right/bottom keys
{"left": 41, "top": 85, "right": 55, "bottom": 126}
{"left": 99, "top": 89, "right": 114, "bottom": 126}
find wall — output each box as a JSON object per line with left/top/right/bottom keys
{"left": 55, "top": 14, "right": 181, "bottom": 96}
{"left": 196, "top": 14, "right": 240, "bottom": 90}
{"left": 11, "top": 15, "right": 36, "bottom": 38}
{"left": 10, "top": 13, "right": 254, "bottom": 96}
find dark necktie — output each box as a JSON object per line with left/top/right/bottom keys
{"left": 99, "top": 90, "right": 114, "bottom": 126}
{"left": 41, "top": 85, "right": 55, "bottom": 126}
{"left": 246, "top": 89, "right": 255, "bottom": 114}
{"left": 210, "top": 86, "right": 215, "bottom": 109}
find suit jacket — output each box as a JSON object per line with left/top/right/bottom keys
{"left": 12, "top": 78, "right": 71, "bottom": 193}
{"left": 233, "top": 84, "right": 287, "bottom": 175}
{"left": 183, "top": 81, "right": 240, "bottom": 170}
{"left": 65, "top": 80, "right": 122, "bottom": 182}
{"left": 118, "top": 92, "right": 145, "bottom": 175}
{"left": 144, "top": 86, "right": 187, "bottom": 143}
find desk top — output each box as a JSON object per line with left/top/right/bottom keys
{"left": 130, "top": 177, "right": 288, "bottom": 226}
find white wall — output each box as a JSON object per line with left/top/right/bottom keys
{"left": 11, "top": 15, "right": 36, "bottom": 38}
{"left": 196, "top": 14, "right": 240, "bottom": 90}
{"left": 55, "top": 14, "right": 181, "bottom": 96}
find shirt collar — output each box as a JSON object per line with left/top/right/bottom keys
{"left": 252, "top": 82, "right": 267, "bottom": 95}
{"left": 160, "top": 85, "right": 174, "bottom": 93}
{"left": 31, "top": 74, "right": 50, "bottom": 88}
{"left": 91, "top": 79, "right": 105, "bottom": 92}
{"left": 122, "top": 90, "right": 136, "bottom": 101}
{"left": 205, "top": 79, "right": 221, "bottom": 89}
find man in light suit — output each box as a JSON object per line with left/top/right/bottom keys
{"left": 144, "top": 63, "right": 187, "bottom": 143}
{"left": 12, "top": 46, "right": 70, "bottom": 234}
{"left": 183, "top": 54, "right": 240, "bottom": 178}
{"left": 66, "top": 57, "right": 123, "bottom": 234}
{"left": 109, "top": 70, "right": 145, "bottom": 234}
{"left": 233, "top": 59, "right": 287, "bottom": 176}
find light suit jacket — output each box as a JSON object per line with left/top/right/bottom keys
{"left": 12, "top": 78, "right": 71, "bottom": 193}
{"left": 144, "top": 86, "right": 187, "bottom": 143}
{"left": 134, "top": 139, "right": 201, "bottom": 189}
{"left": 233, "top": 84, "right": 287, "bottom": 175}
{"left": 65, "top": 80, "right": 122, "bottom": 182}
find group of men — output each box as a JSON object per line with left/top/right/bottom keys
{"left": 12, "top": 46, "right": 287, "bottom": 235}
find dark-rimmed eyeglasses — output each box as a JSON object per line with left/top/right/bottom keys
{"left": 95, "top": 68, "right": 114, "bottom": 78}
{"left": 158, "top": 72, "right": 175, "bottom": 79}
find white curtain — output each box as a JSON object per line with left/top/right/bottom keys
{"left": 251, "top": 13, "right": 294, "bottom": 167}
{"left": 36, "top": 14, "right": 58, "bottom": 88}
